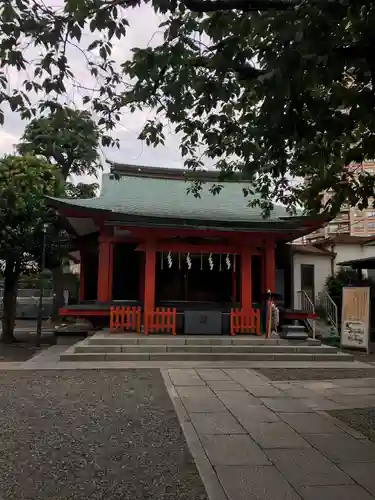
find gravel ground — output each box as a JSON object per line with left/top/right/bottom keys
{"left": 0, "top": 370, "right": 207, "bottom": 500}
{"left": 255, "top": 368, "right": 375, "bottom": 381}
{"left": 0, "top": 333, "right": 55, "bottom": 361}
{"left": 329, "top": 407, "right": 375, "bottom": 443}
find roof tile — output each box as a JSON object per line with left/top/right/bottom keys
{"left": 53, "top": 173, "right": 293, "bottom": 223}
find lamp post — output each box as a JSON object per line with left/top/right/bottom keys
{"left": 36, "top": 223, "right": 48, "bottom": 348}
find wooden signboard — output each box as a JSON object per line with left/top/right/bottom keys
{"left": 341, "top": 286, "right": 370, "bottom": 353}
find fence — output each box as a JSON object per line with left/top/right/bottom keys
{"left": 230, "top": 308, "right": 261, "bottom": 336}
{"left": 109, "top": 306, "right": 141, "bottom": 333}
{"left": 0, "top": 288, "right": 54, "bottom": 299}
{"left": 0, "top": 288, "right": 54, "bottom": 318}
{"left": 145, "top": 307, "right": 176, "bottom": 335}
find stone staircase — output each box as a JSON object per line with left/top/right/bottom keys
{"left": 60, "top": 332, "right": 354, "bottom": 362}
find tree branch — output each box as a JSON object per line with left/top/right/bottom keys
{"left": 192, "top": 55, "right": 264, "bottom": 79}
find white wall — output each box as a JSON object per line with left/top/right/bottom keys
{"left": 293, "top": 252, "right": 332, "bottom": 308}
{"left": 334, "top": 243, "right": 375, "bottom": 277}
{"left": 335, "top": 244, "right": 369, "bottom": 270}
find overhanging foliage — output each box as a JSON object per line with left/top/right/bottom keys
{"left": 1, "top": 0, "right": 375, "bottom": 214}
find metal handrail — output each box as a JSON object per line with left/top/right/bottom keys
{"left": 318, "top": 291, "right": 338, "bottom": 333}
{"left": 296, "top": 290, "right": 316, "bottom": 339}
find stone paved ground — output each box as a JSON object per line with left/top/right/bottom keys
{"left": 255, "top": 367, "right": 375, "bottom": 381}
{"left": 164, "top": 367, "right": 375, "bottom": 500}
{"left": 0, "top": 370, "right": 207, "bottom": 500}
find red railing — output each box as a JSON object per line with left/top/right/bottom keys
{"left": 145, "top": 307, "right": 176, "bottom": 335}
{"left": 230, "top": 308, "right": 261, "bottom": 336}
{"left": 110, "top": 306, "right": 141, "bottom": 334}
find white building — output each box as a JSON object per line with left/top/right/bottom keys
{"left": 290, "top": 235, "right": 375, "bottom": 306}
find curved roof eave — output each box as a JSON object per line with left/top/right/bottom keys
{"left": 46, "top": 196, "right": 324, "bottom": 236}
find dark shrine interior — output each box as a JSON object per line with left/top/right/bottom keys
{"left": 112, "top": 243, "right": 142, "bottom": 300}
{"left": 156, "top": 253, "right": 240, "bottom": 304}
{"left": 81, "top": 241, "right": 291, "bottom": 307}
{"left": 109, "top": 243, "right": 264, "bottom": 305}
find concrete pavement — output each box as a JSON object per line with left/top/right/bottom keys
{"left": 3, "top": 343, "right": 375, "bottom": 499}
{"left": 163, "top": 367, "right": 375, "bottom": 500}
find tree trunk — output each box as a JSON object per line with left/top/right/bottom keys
{"left": 51, "top": 263, "right": 64, "bottom": 323}
{"left": 1, "top": 259, "right": 21, "bottom": 343}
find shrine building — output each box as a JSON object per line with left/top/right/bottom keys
{"left": 47, "top": 164, "right": 327, "bottom": 335}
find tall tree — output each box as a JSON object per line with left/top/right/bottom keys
{"left": 18, "top": 107, "right": 101, "bottom": 185}
{"left": 18, "top": 107, "right": 100, "bottom": 320}
{"left": 0, "top": 155, "right": 60, "bottom": 342}
{"left": 122, "top": 1, "right": 375, "bottom": 215}
{"left": 1, "top": 0, "right": 375, "bottom": 213}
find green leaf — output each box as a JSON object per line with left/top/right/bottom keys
{"left": 0, "top": 0, "right": 372, "bottom": 216}
{"left": 71, "top": 24, "right": 82, "bottom": 41}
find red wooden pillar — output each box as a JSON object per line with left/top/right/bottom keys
{"left": 144, "top": 241, "right": 156, "bottom": 332}
{"left": 97, "top": 233, "right": 113, "bottom": 303}
{"left": 265, "top": 241, "right": 276, "bottom": 292}
{"left": 240, "top": 250, "right": 252, "bottom": 311}
{"left": 79, "top": 249, "right": 85, "bottom": 302}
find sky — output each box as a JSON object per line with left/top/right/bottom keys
{"left": 0, "top": 3, "right": 186, "bottom": 187}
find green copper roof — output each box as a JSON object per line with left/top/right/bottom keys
{"left": 49, "top": 173, "right": 298, "bottom": 224}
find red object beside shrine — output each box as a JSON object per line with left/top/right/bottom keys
{"left": 145, "top": 307, "right": 176, "bottom": 335}
{"left": 110, "top": 306, "right": 141, "bottom": 333}
{"left": 230, "top": 308, "right": 261, "bottom": 336}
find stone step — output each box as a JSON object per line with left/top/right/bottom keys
{"left": 88, "top": 333, "right": 321, "bottom": 346}
{"left": 60, "top": 350, "right": 354, "bottom": 362}
{"left": 279, "top": 331, "right": 309, "bottom": 340}
{"left": 75, "top": 343, "right": 338, "bottom": 354}
{"left": 281, "top": 324, "right": 307, "bottom": 331}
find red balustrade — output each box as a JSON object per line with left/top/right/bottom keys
{"left": 110, "top": 306, "right": 141, "bottom": 334}
{"left": 145, "top": 307, "right": 176, "bottom": 335}
{"left": 230, "top": 308, "right": 261, "bottom": 336}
